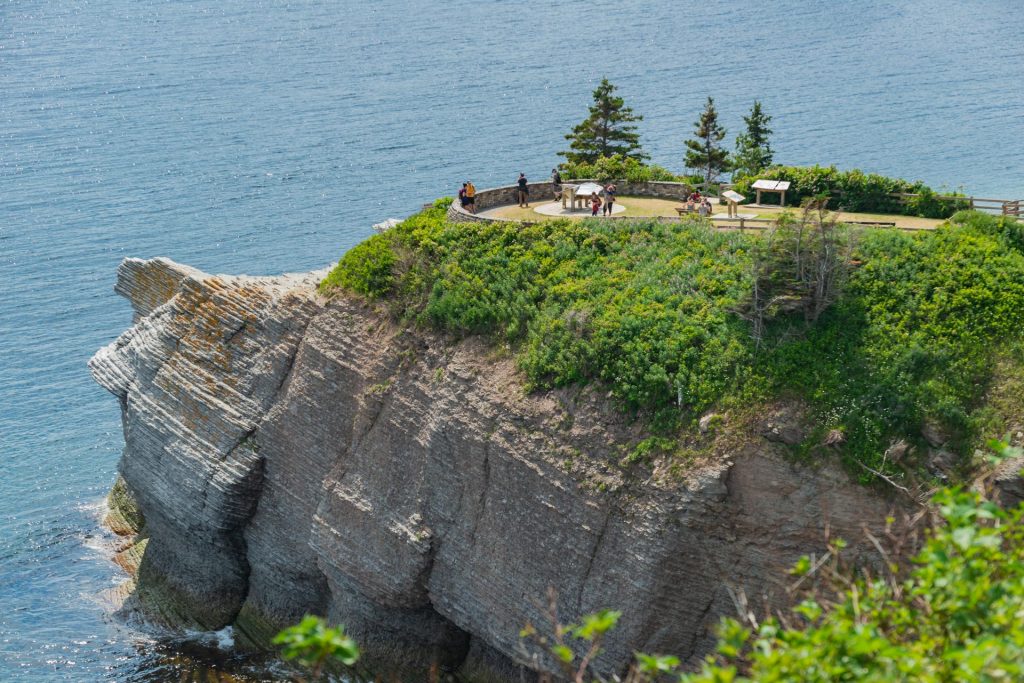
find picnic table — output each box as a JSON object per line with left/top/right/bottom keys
{"left": 676, "top": 204, "right": 715, "bottom": 217}
{"left": 561, "top": 182, "right": 605, "bottom": 210}
{"left": 752, "top": 179, "right": 791, "bottom": 206}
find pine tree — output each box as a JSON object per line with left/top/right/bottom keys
{"left": 684, "top": 97, "right": 730, "bottom": 185}
{"left": 560, "top": 79, "right": 646, "bottom": 164}
{"left": 733, "top": 101, "right": 774, "bottom": 177}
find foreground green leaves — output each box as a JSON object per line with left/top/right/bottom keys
{"left": 273, "top": 615, "right": 359, "bottom": 679}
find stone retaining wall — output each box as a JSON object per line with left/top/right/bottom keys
{"left": 447, "top": 179, "right": 697, "bottom": 224}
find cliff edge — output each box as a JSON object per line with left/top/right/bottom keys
{"left": 90, "top": 257, "right": 900, "bottom": 679}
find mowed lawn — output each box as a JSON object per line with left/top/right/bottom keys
{"left": 479, "top": 196, "right": 943, "bottom": 230}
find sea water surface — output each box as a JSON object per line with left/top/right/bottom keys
{"left": 1, "top": 0, "right": 1022, "bottom": 679}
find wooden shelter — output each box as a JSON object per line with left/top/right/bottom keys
{"left": 752, "top": 179, "right": 791, "bottom": 206}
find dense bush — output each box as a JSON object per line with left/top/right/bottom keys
{"left": 319, "top": 237, "right": 397, "bottom": 297}
{"left": 560, "top": 154, "right": 685, "bottom": 184}
{"left": 321, "top": 208, "right": 1024, "bottom": 476}
{"left": 766, "top": 212, "right": 1024, "bottom": 470}
{"left": 273, "top": 615, "right": 359, "bottom": 680}
{"left": 731, "top": 166, "right": 969, "bottom": 218}
{"left": 950, "top": 209, "right": 1024, "bottom": 254}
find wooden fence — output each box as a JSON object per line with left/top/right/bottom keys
{"left": 710, "top": 184, "right": 1021, "bottom": 217}
{"left": 710, "top": 217, "right": 916, "bottom": 231}
{"left": 888, "top": 193, "right": 1021, "bottom": 216}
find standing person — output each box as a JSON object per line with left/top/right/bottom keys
{"left": 551, "top": 168, "right": 562, "bottom": 201}
{"left": 458, "top": 183, "right": 468, "bottom": 209}
{"left": 602, "top": 182, "right": 616, "bottom": 216}
{"left": 465, "top": 180, "right": 476, "bottom": 213}
{"left": 590, "top": 191, "right": 602, "bottom": 216}
{"left": 517, "top": 173, "right": 529, "bottom": 207}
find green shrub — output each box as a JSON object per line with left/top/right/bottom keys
{"left": 561, "top": 154, "right": 685, "bottom": 184}
{"left": 321, "top": 206, "right": 1024, "bottom": 478}
{"left": 319, "top": 236, "right": 397, "bottom": 298}
{"left": 949, "top": 209, "right": 1024, "bottom": 253}
{"left": 273, "top": 615, "right": 359, "bottom": 679}
{"left": 731, "top": 165, "right": 969, "bottom": 218}
{"left": 763, "top": 217, "right": 1024, "bottom": 473}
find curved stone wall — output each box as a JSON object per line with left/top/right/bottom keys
{"left": 447, "top": 179, "right": 698, "bottom": 224}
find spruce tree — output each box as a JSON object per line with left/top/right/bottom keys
{"left": 560, "top": 79, "right": 646, "bottom": 164}
{"left": 733, "top": 100, "right": 774, "bottom": 177}
{"left": 684, "top": 97, "right": 730, "bottom": 185}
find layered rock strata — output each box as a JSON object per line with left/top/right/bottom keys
{"left": 91, "top": 257, "right": 899, "bottom": 680}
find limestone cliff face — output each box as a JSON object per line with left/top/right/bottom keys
{"left": 91, "top": 258, "right": 898, "bottom": 680}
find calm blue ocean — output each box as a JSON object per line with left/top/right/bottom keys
{"left": 1, "top": 1, "right": 1022, "bottom": 679}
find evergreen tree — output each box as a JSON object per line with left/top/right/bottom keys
{"left": 560, "top": 79, "right": 646, "bottom": 164}
{"left": 733, "top": 100, "right": 774, "bottom": 177}
{"left": 684, "top": 97, "right": 730, "bottom": 185}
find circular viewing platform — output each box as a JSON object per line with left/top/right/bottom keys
{"left": 447, "top": 180, "right": 945, "bottom": 231}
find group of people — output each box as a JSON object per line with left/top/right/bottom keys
{"left": 588, "top": 183, "right": 617, "bottom": 216}
{"left": 464, "top": 172, "right": 712, "bottom": 218}
{"left": 686, "top": 190, "right": 714, "bottom": 217}
{"left": 550, "top": 169, "right": 617, "bottom": 216}
{"left": 517, "top": 171, "right": 617, "bottom": 214}
{"left": 458, "top": 180, "right": 477, "bottom": 213}
{"left": 462, "top": 176, "right": 716, "bottom": 219}
{"left": 463, "top": 173, "right": 535, "bottom": 210}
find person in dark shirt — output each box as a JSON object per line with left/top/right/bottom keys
{"left": 551, "top": 168, "right": 562, "bottom": 201}
{"left": 458, "top": 183, "right": 468, "bottom": 208}
{"left": 602, "top": 183, "right": 616, "bottom": 216}
{"left": 517, "top": 173, "right": 529, "bottom": 207}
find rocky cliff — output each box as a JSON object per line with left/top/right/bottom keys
{"left": 91, "top": 257, "right": 901, "bottom": 680}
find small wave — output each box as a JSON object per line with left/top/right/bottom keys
{"left": 77, "top": 495, "right": 124, "bottom": 557}
{"left": 182, "top": 625, "right": 236, "bottom": 650}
